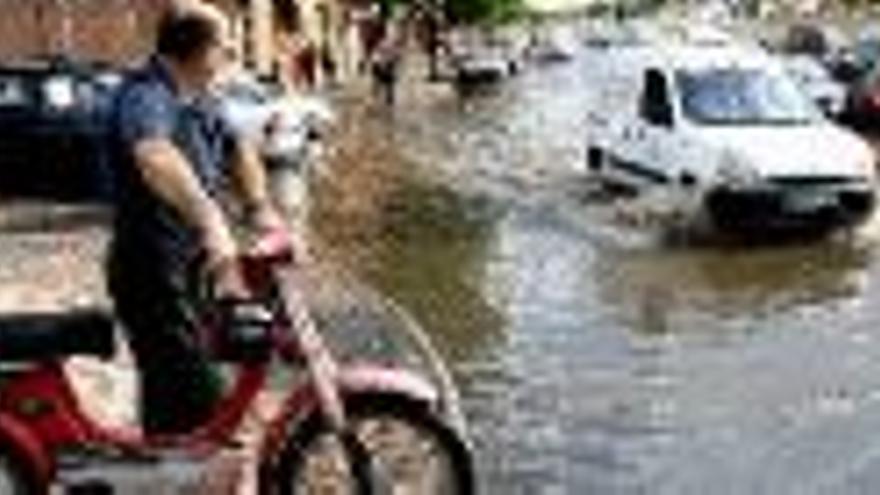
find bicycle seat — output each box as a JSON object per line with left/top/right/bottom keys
{"left": 0, "top": 309, "right": 115, "bottom": 361}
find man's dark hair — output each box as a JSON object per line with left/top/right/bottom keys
{"left": 156, "top": 8, "right": 220, "bottom": 61}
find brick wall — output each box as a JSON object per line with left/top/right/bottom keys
{"left": 0, "top": 0, "right": 328, "bottom": 77}
{"left": 0, "top": 0, "right": 172, "bottom": 65}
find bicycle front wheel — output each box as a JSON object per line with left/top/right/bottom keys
{"left": 0, "top": 447, "right": 37, "bottom": 495}
{"left": 271, "top": 392, "right": 475, "bottom": 495}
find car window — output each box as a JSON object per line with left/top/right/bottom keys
{"left": 260, "top": 81, "right": 284, "bottom": 99}
{"left": 855, "top": 37, "right": 880, "bottom": 67}
{"left": 43, "top": 76, "right": 75, "bottom": 109}
{"left": 677, "top": 68, "right": 819, "bottom": 125}
{"left": 224, "top": 83, "right": 267, "bottom": 104}
{"left": 865, "top": 60, "right": 880, "bottom": 86}
{"left": 95, "top": 71, "right": 122, "bottom": 89}
{"left": 0, "top": 76, "right": 29, "bottom": 107}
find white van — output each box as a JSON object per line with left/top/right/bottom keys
{"left": 584, "top": 44, "right": 877, "bottom": 235}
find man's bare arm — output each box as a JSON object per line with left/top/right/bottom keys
{"left": 227, "top": 136, "right": 309, "bottom": 259}
{"left": 228, "top": 136, "right": 273, "bottom": 215}
{"left": 133, "top": 137, "right": 237, "bottom": 266}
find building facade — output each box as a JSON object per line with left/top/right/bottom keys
{"left": 0, "top": 0, "right": 355, "bottom": 86}
{"left": 0, "top": 0, "right": 171, "bottom": 64}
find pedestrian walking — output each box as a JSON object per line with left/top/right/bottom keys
{"left": 371, "top": 34, "right": 401, "bottom": 107}
{"left": 291, "top": 37, "right": 318, "bottom": 90}
{"left": 319, "top": 41, "right": 338, "bottom": 86}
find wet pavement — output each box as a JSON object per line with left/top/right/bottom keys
{"left": 5, "top": 41, "right": 880, "bottom": 494}
{"left": 314, "top": 50, "right": 880, "bottom": 494}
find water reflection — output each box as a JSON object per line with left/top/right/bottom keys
{"left": 593, "top": 241, "right": 874, "bottom": 337}
{"left": 318, "top": 41, "right": 880, "bottom": 492}
{"left": 360, "top": 178, "right": 507, "bottom": 363}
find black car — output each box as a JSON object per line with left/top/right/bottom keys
{"left": 0, "top": 57, "right": 120, "bottom": 200}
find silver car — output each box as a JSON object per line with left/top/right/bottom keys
{"left": 216, "top": 74, "right": 334, "bottom": 223}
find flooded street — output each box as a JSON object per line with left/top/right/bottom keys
{"left": 2, "top": 40, "right": 880, "bottom": 495}
{"left": 316, "top": 52, "right": 880, "bottom": 493}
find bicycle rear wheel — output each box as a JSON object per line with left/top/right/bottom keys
{"left": 271, "top": 393, "right": 474, "bottom": 495}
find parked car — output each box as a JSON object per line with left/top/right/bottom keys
{"left": 525, "top": 27, "right": 579, "bottom": 63}
{"left": 782, "top": 23, "right": 846, "bottom": 59}
{"left": 216, "top": 73, "right": 333, "bottom": 221}
{"left": 584, "top": 44, "right": 876, "bottom": 237}
{"left": 448, "top": 36, "right": 522, "bottom": 86}
{"left": 218, "top": 74, "right": 332, "bottom": 164}
{"left": 849, "top": 26, "right": 880, "bottom": 79}
{"left": 783, "top": 55, "right": 846, "bottom": 117}
{"left": 584, "top": 22, "right": 641, "bottom": 49}
{"left": 0, "top": 57, "right": 119, "bottom": 199}
{"left": 842, "top": 60, "right": 880, "bottom": 128}
{"left": 772, "top": 23, "right": 859, "bottom": 84}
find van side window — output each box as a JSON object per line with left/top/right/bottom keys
{"left": 639, "top": 69, "right": 674, "bottom": 127}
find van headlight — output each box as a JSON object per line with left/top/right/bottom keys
{"left": 716, "top": 152, "right": 762, "bottom": 189}
{"left": 858, "top": 151, "right": 878, "bottom": 181}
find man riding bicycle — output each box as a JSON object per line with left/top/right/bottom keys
{"left": 105, "top": 2, "right": 286, "bottom": 435}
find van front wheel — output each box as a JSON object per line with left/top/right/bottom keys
{"left": 587, "top": 146, "right": 605, "bottom": 172}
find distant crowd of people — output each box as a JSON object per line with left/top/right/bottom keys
{"left": 276, "top": 4, "right": 447, "bottom": 109}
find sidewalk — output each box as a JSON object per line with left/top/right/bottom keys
{"left": 0, "top": 201, "right": 109, "bottom": 312}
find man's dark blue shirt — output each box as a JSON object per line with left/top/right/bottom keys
{"left": 107, "top": 56, "right": 236, "bottom": 271}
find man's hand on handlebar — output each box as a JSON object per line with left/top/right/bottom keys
{"left": 201, "top": 201, "right": 308, "bottom": 298}
{"left": 246, "top": 203, "right": 310, "bottom": 265}
{"left": 202, "top": 225, "right": 250, "bottom": 298}
{"left": 248, "top": 202, "right": 286, "bottom": 235}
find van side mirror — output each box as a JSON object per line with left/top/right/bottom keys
{"left": 644, "top": 100, "right": 674, "bottom": 127}
{"left": 640, "top": 70, "right": 675, "bottom": 128}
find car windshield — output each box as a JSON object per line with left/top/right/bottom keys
{"left": 222, "top": 79, "right": 284, "bottom": 104}
{"left": 787, "top": 60, "right": 830, "bottom": 84}
{"left": 0, "top": 76, "right": 30, "bottom": 107}
{"left": 677, "top": 68, "right": 820, "bottom": 125}
{"left": 855, "top": 33, "right": 880, "bottom": 60}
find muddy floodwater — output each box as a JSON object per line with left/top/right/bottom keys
{"left": 3, "top": 45, "right": 880, "bottom": 494}
{"left": 315, "top": 50, "right": 880, "bottom": 494}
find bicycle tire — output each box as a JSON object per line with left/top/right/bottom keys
{"left": 270, "top": 392, "right": 475, "bottom": 495}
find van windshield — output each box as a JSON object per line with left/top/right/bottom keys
{"left": 677, "top": 68, "right": 820, "bottom": 125}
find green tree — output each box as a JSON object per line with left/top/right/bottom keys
{"left": 444, "top": 0, "right": 525, "bottom": 25}
{"left": 372, "top": 0, "right": 525, "bottom": 26}
{"left": 377, "top": 0, "right": 407, "bottom": 19}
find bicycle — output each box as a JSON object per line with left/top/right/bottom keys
{"left": 0, "top": 229, "right": 475, "bottom": 494}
